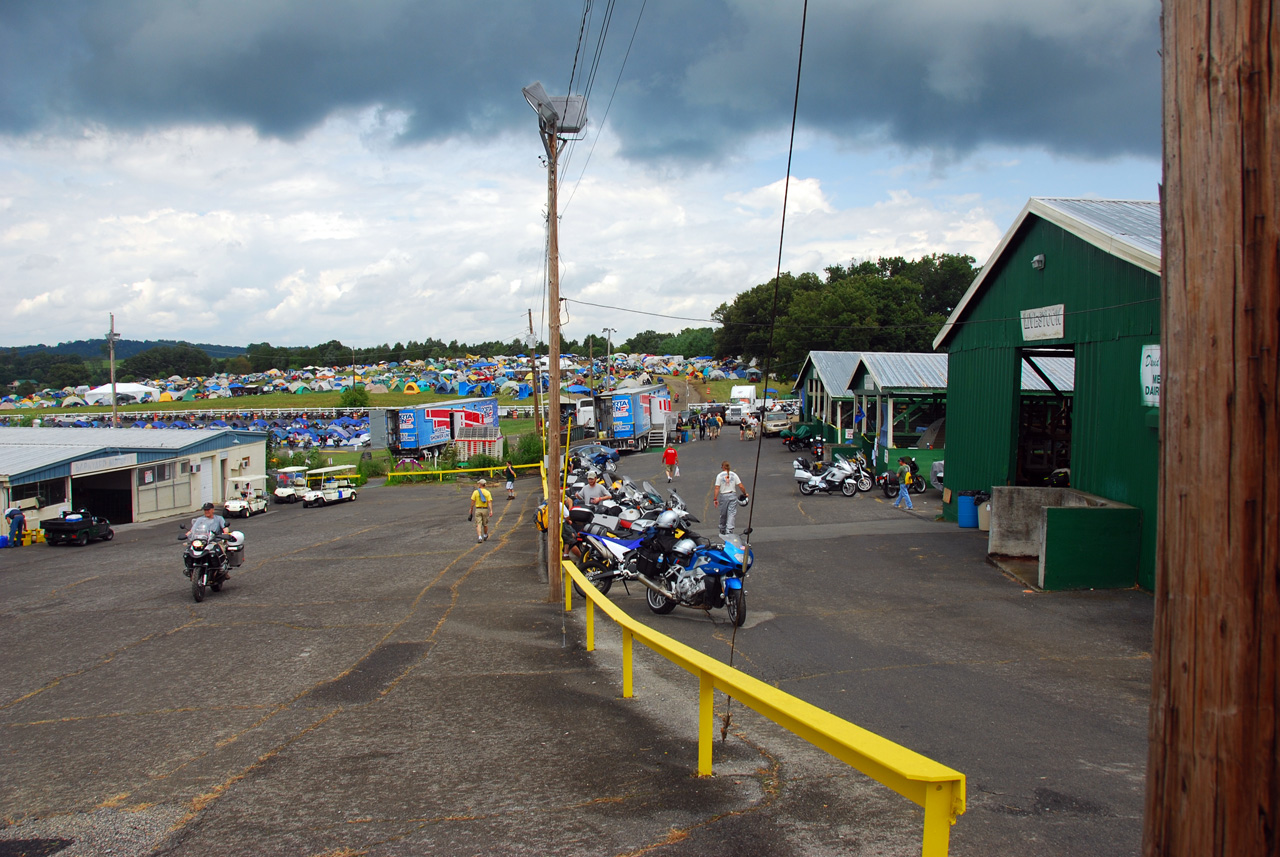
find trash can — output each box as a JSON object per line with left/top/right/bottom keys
{"left": 957, "top": 493, "right": 978, "bottom": 528}
{"left": 977, "top": 501, "right": 991, "bottom": 532}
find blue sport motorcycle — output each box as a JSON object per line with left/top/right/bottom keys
{"left": 639, "top": 532, "right": 753, "bottom": 627}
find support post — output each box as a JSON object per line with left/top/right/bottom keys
{"left": 698, "top": 672, "right": 714, "bottom": 776}
{"left": 622, "top": 628, "right": 633, "bottom": 698}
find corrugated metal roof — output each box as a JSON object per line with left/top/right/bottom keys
{"left": 1020, "top": 355, "right": 1076, "bottom": 392}
{"left": 854, "top": 353, "right": 949, "bottom": 393}
{"left": 1035, "top": 198, "right": 1162, "bottom": 261}
{"left": 0, "top": 427, "right": 264, "bottom": 483}
{"left": 797, "top": 351, "right": 862, "bottom": 395}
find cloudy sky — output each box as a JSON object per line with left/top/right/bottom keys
{"left": 0, "top": 0, "right": 1162, "bottom": 351}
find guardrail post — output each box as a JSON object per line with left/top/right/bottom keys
{"left": 920, "top": 780, "right": 955, "bottom": 857}
{"left": 698, "top": 672, "right": 714, "bottom": 776}
{"left": 622, "top": 628, "right": 633, "bottom": 698}
{"left": 585, "top": 597, "right": 594, "bottom": 651}
{"left": 563, "top": 568, "right": 572, "bottom": 612}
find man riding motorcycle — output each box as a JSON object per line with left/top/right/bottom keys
{"left": 185, "top": 502, "right": 232, "bottom": 575}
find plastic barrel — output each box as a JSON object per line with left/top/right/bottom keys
{"left": 0, "top": 535, "right": 8, "bottom": 548}
{"left": 957, "top": 494, "right": 978, "bottom": 528}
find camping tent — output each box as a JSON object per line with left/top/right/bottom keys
{"left": 84, "top": 382, "right": 160, "bottom": 405}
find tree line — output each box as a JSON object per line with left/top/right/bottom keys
{"left": 4, "top": 253, "right": 977, "bottom": 389}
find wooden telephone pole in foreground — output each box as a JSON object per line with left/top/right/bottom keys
{"left": 1146, "top": 1, "right": 1279, "bottom": 853}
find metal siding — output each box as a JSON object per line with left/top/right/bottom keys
{"left": 944, "top": 347, "right": 1020, "bottom": 493}
{"left": 1071, "top": 339, "right": 1161, "bottom": 589}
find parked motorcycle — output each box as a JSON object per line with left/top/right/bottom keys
{"left": 178, "top": 525, "right": 245, "bottom": 602}
{"left": 636, "top": 531, "right": 753, "bottom": 627}
{"left": 793, "top": 456, "right": 858, "bottom": 496}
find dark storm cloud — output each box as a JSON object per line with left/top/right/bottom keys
{"left": 0, "top": 0, "right": 1160, "bottom": 159}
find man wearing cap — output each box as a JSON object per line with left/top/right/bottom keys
{"left": 186, "top": 502, "right": 231, "bottom": 540}
{"left": 469, "top": 479, "right": 493, "bottom": 543}
{"left": 893, "top": 457, "right": 914, "bottom": 511}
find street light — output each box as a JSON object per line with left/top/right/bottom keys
{"left": 523, "top": 81, "right": 587, "bottom": 601}
{"left": 603, "top": 327, "right": 616, "bottom": 392}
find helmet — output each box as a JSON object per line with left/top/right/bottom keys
{"left": 655, "top": 510, "right": 680, "bottom": 530}
{"left": 671, "top": 538, "right": 696, "bottom": 563}
{"left": 737, "top": 495, "right": 749, "bottom": 507}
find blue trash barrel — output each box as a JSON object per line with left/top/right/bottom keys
{"left": 0, "top": 535, "right": 8, "bottom": 548}
{"left": 957, "top": 494, "right": 978, "bottom": 528}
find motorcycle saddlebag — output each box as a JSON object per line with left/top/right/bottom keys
{"left": 226, "top": 531, "right": 245, "bottom": 568}
{"left": 568, "top": 508, "right": 594, "bottom": 525}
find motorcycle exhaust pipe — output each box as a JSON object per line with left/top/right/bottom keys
{"left": 634, "top": 574, "right": 676, "bottom": 601}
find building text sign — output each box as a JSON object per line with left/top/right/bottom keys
{"left": 71, "top": 453, "right": 138, "bottom": 476}
{"left": 1141, "top": 344, "right": 1161, "bottom": 406}
{"left": 1020, "top": 304, "right": 1065, "bottom": 341}
{"left": 1024, "top": 304, "right": 1064, "bottom": 340}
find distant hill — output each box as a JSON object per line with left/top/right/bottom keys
{"left": 3, "top": 339, "right": 245, "bottom": 360}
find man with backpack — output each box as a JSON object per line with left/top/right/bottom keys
{"left": 893, "top": 457, "right": 915, "bottom": 511}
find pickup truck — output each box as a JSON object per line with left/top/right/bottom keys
{"left": 41, "top": 510, "right": 115, "bottom": 546}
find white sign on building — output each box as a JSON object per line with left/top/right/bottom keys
{"left": 70, "top": 453, "right": 138, "bottom": 476}
{"left": 1141, "top": 344, "right": 1161, "bottom": 407}
{"left": 1020, "top": 304, "right": 1066, "bottom": 341}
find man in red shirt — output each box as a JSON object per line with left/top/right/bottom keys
{"left": 662, "top": 445, "right": 679, "bottom": 483}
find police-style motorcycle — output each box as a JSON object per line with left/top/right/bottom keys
{"left": 632, "top": 520, "right": 753, "bottom": 627}
{"left": 179, "top": 524, "right": 245, "bottom": 603}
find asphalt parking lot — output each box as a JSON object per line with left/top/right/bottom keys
{"left": 1, "top": 433, "right": 1153, "bottom": 856}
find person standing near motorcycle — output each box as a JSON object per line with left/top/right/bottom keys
{"left": 662, "top": 444, "right": 679, "bottom": 483}
{"left": 713, "top": 460, "right": 748, "bottom": 536}
{"left": 578, "top": 474, "right": 612, "bottom": 507}
{"left": 469, "top": 479, "right": 493, "bottom": 542}
{"left": 893, "top": 457, "right": 915, "bottom": 510}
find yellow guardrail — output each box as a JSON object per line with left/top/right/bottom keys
{"left": 385, "top": 462, "right": 541, "bottom": 484}
{"left": 561, "top": 559, "right": 965, "bottom": 857}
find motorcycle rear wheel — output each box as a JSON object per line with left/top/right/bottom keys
{"left": 572, "top": 557, "right": 614, "bottom": 598}
{"left": 646, "top": 585, "right": 677, "bottom": 614}
{"left": 882, "top": 482, "right": 895, "bottom": 499}
{"left": 911, "top": 480, "right": 926, "bottom": 494}
{"left": 725, "top": 590, "right": 747, "bottom": 627}
{"left": 191, "top": 573, "right": 205, "bottom": 603}
{"left": 798, "top": 482, "right": 816, "bottom": 496}
{"left": 841, "top": 480, "right": 857, "bottom": 496}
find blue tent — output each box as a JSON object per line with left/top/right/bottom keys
{"left": 516, "top": 383, "right": 532, "bottom": 399}
{"left": 479, "top": 382, "right": 495, "bottom": 397}
{"left": 564, "top": 384, "right": 591, "bottom": 393}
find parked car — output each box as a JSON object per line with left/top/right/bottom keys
{"left": 762, "top": 412, "right": 793, "bottom": 436}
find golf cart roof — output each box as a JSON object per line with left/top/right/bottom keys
{"left": 229, "top": 474, "right": 268, "bottom": 483}
{"left": 277, "top": 466, "right": 309, "bottom": 473}
{"left": 307, "top": 465, "right": 357, "bottom": 476}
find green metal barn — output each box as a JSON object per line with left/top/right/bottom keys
{"left": 933, "top": 198, "right": 1161, "bottom": 591}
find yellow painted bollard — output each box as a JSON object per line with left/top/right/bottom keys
{"left": 622, "top": 628, "right": 634, "bottom": 698}
{"left": 698, "top": 672, "right": 714, "bottom": 775}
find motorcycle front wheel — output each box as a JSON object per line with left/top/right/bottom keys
{"left": 857, "top": 474, "right": 873, "bottom": 493}
{"left": 646, "top": 584, "right": 677, "bottom": 614}
{"left": 191, "top": 572, "right": 206, "bottom": 603}
{"left": 798, "top": 482, "right": 816, "bottom": 496}
{"left": 725, "top": 590, "right": 747, "bottom": 627}
{"left": 572, "top": 556, "right": 614, "bottom": 598}
{"left": 841, "top": 480, "right": 857, "bottom": 496}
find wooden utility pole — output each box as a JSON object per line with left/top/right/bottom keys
{"left": 1146, "top": 1, "right": 1279, "bottom": 854}
{"left": 544, "top": 127, "right": 564, "bottom": 603}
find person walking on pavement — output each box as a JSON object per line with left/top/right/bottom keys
{"left": 698, "top": 414, "right": 706, "bottom": 440}
{"left": 713, "top": 460, "right": 748, "bottom": 536}
{"left": 893, "top": 457, "right": 915, "bottom": 511}
{"left": 662, "top": 444, "right": 679, "bottom": 482}
{"left": 470, "top": 478, "right": 493, "bottom": 542}
{"left": 503, "top": 462, "right": 518, "bottom": 500}
{"left": 6, "top": 507, "right": 26, "bottom": 548}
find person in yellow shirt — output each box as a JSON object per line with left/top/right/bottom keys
{"left": 469, "top": 478, "right": 493, "bottom": 542}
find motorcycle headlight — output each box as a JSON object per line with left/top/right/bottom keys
{"left": 191, "top": 539, "right": 204, "bottom": 549}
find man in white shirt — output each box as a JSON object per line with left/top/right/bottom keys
{"left": 712, "top": 460, "right": 748, "bottom": 536}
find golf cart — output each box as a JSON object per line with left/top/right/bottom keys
{"left": 224, "top": 475, "right": 269, "bottom": 518}
{"left": 272, "top": 466, "right": 309, "bottom": 503}
{"left": 301, "top": 465, "right": 359, "bottom": 508}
